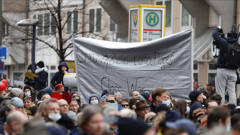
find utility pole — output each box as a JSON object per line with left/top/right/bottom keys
{"left": 0, "top": 0, "right": 2, "bottom": 80}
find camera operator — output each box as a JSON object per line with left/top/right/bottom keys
{"left": 212, "top": 26, "right": 238, "bottom": 106}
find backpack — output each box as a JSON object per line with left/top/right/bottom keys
{"left": 221, "top": 42, "right": 240, "bottom": 69}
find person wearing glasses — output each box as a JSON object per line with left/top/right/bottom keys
{"left": 58, "top": 99, "right": 69, "bottom": 114}
{"left": 120, "top": 98, "right": 130, "bottom": 109}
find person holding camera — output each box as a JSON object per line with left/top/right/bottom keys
{"left": 212, "top": 26, "right": 239, "bottom": 106}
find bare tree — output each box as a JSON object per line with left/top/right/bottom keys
{"left": 3, "top": 0, "right": 110, "bottom": 62}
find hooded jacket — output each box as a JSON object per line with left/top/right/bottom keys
{"left": 51, "top": 62, "right": 68, "bottom": 88}
{"left": 23, "top": 85, "right": 33, "bottom": 99}
{"left": 35, "top": 67, "right": 48, "bottom": 90}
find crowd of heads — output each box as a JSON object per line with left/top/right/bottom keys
{"left": 1, "top": 75, "right": 240, "bottom": 135}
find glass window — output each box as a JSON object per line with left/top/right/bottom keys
{"left": 14, "top": 65, "right": 18, "bottom": 71}
{"left": 67, "top": 11, "right": 72, "bottom": 34}
{"left": 156, "top": 1, "right": 163, "bottom": 5}
{"left": 209, "top": 64, "right": 216, "bottom": 70}
{"left": 51, "top": 15, "right": 57, "bottom": 35}
{"left": 208, "top": 73, "right": 216, "bottom": 87}
{"left": 46, "top": 66, "right": 49, "bottom": 69}
{"left": 181, "top": 6, "right": 189, "bottom": 26}
{"left": 13, "top": 73, "right": 24, "bottom": 87}
{"left": 19, "top": 65, "right": 24, "bottom": 70}
{"left": 165, "top": 1, "right": 172, "bottom": 27}
{"left": 110, "top": 17, "right": 115, "bottom": 31}
{"left": 73, "top": 11, "right": 78, "bottom": 33}
{"left": 194, "top": 73, "right": 198, "bottom": 81}
{"left": 50, "top": 73, "right": 55, "bottom": 82}
{"left": 89, "top": 9, "right": 95, "bottom": 32}
{"left": 96, "top": 8, "right": 102, "bottom": 32}
{"left": 44, "top": 13, "right": 50, "bottom": 35}
{"left": 194, "top": 64, "right": 198, "bottom": 70}
{"left": 38, "top": 14, "right": 43, "bottom": 36}
{"left": 51, "top": 66, "right": 56, "bottom": 70}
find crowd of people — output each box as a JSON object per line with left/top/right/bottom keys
{"left": 0, "top": 26, "right": 240, "bottom": 135}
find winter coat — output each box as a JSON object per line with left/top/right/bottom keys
{"left": 51, "top": 62, "right": 68, "bottom": 88}
{"left": 150, "top": 101, "right": 157, "bottom": 112}
{"left": 35, "top": 67, "right": 48, "bottom": 91}
{"left": 24, "top": 76, "right": 35, "bottom": 88}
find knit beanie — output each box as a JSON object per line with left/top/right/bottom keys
{"left": 11, "top": 88, "right": 22, "bottom": 97}
{"left": 11, "top": 97, "right": 24, "bottom": 107}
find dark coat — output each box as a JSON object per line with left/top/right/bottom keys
{"left": 150, "top": 101, "right": 157, "bottom": 112}
{"left": 35, "top": 67, "right": 48, "bottom": 90}
{"left": 51, "top": 62, "right": 68, "bottom": 88}
{"left": 24, "top": 76, "right": 35, "bottom": 88}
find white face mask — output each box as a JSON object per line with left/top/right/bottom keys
{"left": 90, "top": 100, "right": 99, "bottom": 105}
{"left": 165, "top": 100, "right": 171, "bottom": 106}
{"left": 29, "top": 116, "right": 34, "bottom": 120}
{"left": 48, "top": 113, "right": 61, "bottom": 122}
{"left": 185, "top": 106, "right": 190, "bottom": 114}
{"left": 25, "top": 92, "right": 31, "bottom": 97}
{"left": 37, "top": 66, "right": 40, "bottom": 69}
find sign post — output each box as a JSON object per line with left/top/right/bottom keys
{"left": 129, "top": 5, "right": 166, "bottom": 43}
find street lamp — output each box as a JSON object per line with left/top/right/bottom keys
{"left": 15, "top": 19, "right": 39, "bottom": 74}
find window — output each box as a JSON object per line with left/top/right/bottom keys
{"left": 51, "top": 15, "right": 57, "bottom": 35}
{"left": 208, "top": 63, "right": 217, "bottom": 87}
{"left": 156, "top": 0, "right": 171, "bottom": 27}
{"left": 2, "top": 22, "right": 9, "bottom": 37}
{"left": 14, "top": 65, "right": 19, "bottom": 71}
{"left": 209, "top": 64, "right": 216, "bottom": 70}
{"left": 67, "top": 12, "right": 72, "bottom": 34}
{"left": 193, "top": 63, "right": 198, "bottom": 81}
{"left": 19, "top": 65, "right": 24, "bottom": 70}
{"left": 13, "top": 73, "right": 24, "bottom": 87}
{"left": 110, "top": 17, "right": 116, "bottom": 31}
{"left": 73, "top": 11, "right": 78, "bottom": 32}
{"left": 51, "top": 66, "right": 56, "bottom": 70}
{"left": 181, "top": 5, "right": 192, "bottom": 26}
{"left": 89, "top": 9, "right": 95, "bottom": 32}
{"left": 44, "top": 13, "right": 50, "bottom": 35}
{"left": 96, "top": 8, "right": 102, "bottom": 32}
{"left": 38, "top": 14, "right": 43, "bottom": 36}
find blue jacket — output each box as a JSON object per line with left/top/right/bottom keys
{"left": 51, "top": 62, "right": 68, "bottom": 88}
{"left": 35, "top": 67, "right": 48, "bottom": 90}
{"left": 212, "top": 27, "right": 237, "bottom": 68}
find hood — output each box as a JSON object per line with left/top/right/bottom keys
{"left": 35, "top": 67, "right": 48, "bottom": 74}
{"left": 42, "top": 87, "right": 54, "bottom": 96}
{"left": 58, "top": 62, "right": 69, "bottom": 72}
{"left": 23, "top": 85, "right": 33, "bottom": 99}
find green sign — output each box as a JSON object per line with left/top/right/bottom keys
{"left": 146, "top": 12, "right": 159, "bottom": 27}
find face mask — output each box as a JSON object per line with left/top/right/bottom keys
{"left": 37, "top": 66, "right": 40, "bottom": 69}
{"left": 25, "top": 92, "right": 31, "bottom": 97}
{"left": 29, "top": 116, "right": 34, "bottom": 120}
{"left": 226, "top": 123, "right": 231, "bottom": 131}
{"left": 166, "top": 100, "right": 171, "bottom": 106}
{"left": 108, "top": 103, "right": 119, "bottom": 110}
{"left": 185, "top": 106, "right": 190, "bottom": 114}
{"left": 48, "top": 113, "right": 61, "bottom": 122}
{"left": 162, "top": 100, "right": 167, "bottom": 105}
{"left": 91, "top": 100, "right": 98, "bottom": 105}
{"left": 35, "top": 98, "right": 38, "bottom": 102}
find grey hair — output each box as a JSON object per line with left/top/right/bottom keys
{"left": 103, "top": 106, "right": 118, "bottom": 114}
{"left": 79, "top": 105, "right": 103, "bottom": 130}
{"left": 41, "top": 94, "right": 50, "bottom": 100}
{"left": 0, "top": 100, "right": 12, "bottom": 118}
{"left": 114, "top": 92, "right": 123, "bottom": 101}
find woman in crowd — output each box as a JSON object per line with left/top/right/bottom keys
{"left": 54, "top": 84, "right": 65, "bottom": 94}
{"left": 78, "top": 105, "right": 104, "bottom": 135}
{"left": 88, "top": 94, "right": 99, "bottom": 105}
{"left": 119, "top": 98, "right": 129, "bottom": 109}
{"left": 173, "top": 100, "right": 189, "bottom": 118}
{"left": 24, "top": 97, "right": 35, "bottom": 116}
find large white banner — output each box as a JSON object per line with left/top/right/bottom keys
{"left": 73, "top": 30, "right": 193, "bottom": 104}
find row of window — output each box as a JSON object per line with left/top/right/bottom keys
{"left": 194, "top": 64, "right": 217, "bottom": 87}
{"left": 13, "top": 65, "right": 57, "bottom": 71}
{"left": 156, "top": 0, "right": 192, "bottom": 27}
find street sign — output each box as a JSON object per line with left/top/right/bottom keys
{"left": 0, "top": 61, "right": 4, "bottom": 74}
{"left": 129, "top": 5, "right": 166, "bottom": 42}
{"left": 0, "top": 47, "right": 7, "bottom": 60}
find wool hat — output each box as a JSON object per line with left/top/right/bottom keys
{"left": 101, "top": 90, "right": 109, "bottom": 97}
{"left": 37, "top": 61, "right": 44, "bottom": 68}
{"left": 11, "top": 97, "right": 24, "bottom": 107}
{"left": 67, "top": 111, "right": 78, "bottom": 121}
{"left": 155, "top": 103, "right": 170, "bottom": 114}
{"left": 117, "top": 117, "right": 150, "bottom": 135}
{"left": 88, "top": 94, "right": 99, "bottom": 104}
{"left": 54, "top": 84, "right": 64, "bottom": 91}
{"left": 228, "top": 104, "right": 236, "bottom": 110}
{"left": 141, "top": 93, "right": 150, "bottom": 103}
{"left": 70, "top": 92, "right": 77, "bottom": 96}
{"left": 11, "top": 88, "right": 22, "bottom": 97}
{"left": 166, "top": 119, "right": 197, "bottom": 135}
{"left": 237, "top": 98, "right": 240, "bottom": 104}
{"left": 43, "top": 87, "right": 54, "bottom": 96}
{"left": 29, "top": 106, "right": 37, "bottom": 116}
{"left": 164, "top": 110, "right": 181, "bottom": 123}
{"left": 188, "top": 90, "right": 202, "bottom": 102}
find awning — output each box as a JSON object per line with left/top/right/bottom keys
{"left": 194, "top": 27, "right": 214, "bottom": 61}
